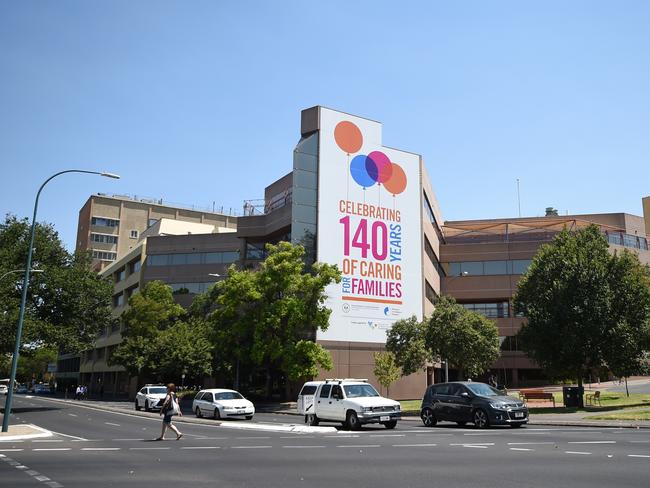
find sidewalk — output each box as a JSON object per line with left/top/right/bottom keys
{"left": 0, "top": 424, "right": 52, "bottom": 441}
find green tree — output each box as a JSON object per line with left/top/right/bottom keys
{"left": 109, "top": 281, "right": 212, "bottom": 383}
{"left": 16, "top": 347, "right": 57, "bottom": 384}
{"left": 515, "top": 226, "right": 650, "bottom": 402}
{"left": 373, "top": 351, "right": 401, "bottom": 396}
{"left": 385, "top": 316, "right": 430, "bottom": 375}
{"left": 425, "top": 296, "right": 500, "bottom": 379}
{"left": 0, "top": 215, "right": 112, "bottom": 354}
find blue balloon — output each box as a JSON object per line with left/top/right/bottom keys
{"left": 350, "top": 155, "right": 376, "bottom": 188}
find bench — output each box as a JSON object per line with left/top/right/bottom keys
{"left": 586, "top": 390, "right": 601, "bottom": 407}
{"left": 519, "top": 389, "right": 556, "bottom": 407}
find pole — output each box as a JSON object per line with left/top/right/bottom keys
{"left": 2, "top": 169, "right": 119, "bottom": 432}
{"left": 445, "top": 360, "right": 449, "bottom": 383}
{"left": 516, "top": 178, "right": 521, "bottom": 218}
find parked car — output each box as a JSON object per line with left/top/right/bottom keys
{"left": 135, "top": 385, "right": 168, "bottom": 411}
{"left": 308, "top": 379, "right": 401, "bottom": 430}
{"left": 297, "top": 380, "right": 324, "bottom": 420}
{"left": 15, "top": 384, "right": 28, "bottom": 394}
{"left": 420, "top": 381, "right": 528, "bottom": 429}
{"left": 0, "top": 384, "right": 7, "bottom": 395}
{"left": 32, "top": 383, "right": 52, "bottom": 394}
{"left": 192, "top": 389, "right": 255, "bottom": 420}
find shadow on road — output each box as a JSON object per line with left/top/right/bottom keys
{"left": 0, "top": 406, "right": 62, "bottom": 414}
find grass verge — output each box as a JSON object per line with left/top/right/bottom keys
{"left": 586, "top": 409, "right": 650, "bottom": 421}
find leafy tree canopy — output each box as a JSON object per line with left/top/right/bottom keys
{"left": 0, "top": 215, "right": 113, "bottom": 354}
{"left": 515, "top": 225, "right": 650, "bottom": 389}
{"left": 385, "top": 316, "right": 431, "bottom": 376}
{"left": 373, "top": 351, "right": 401, "bottom": 395}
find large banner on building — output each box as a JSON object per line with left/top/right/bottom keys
{"left": 316, "top": 108, "right": 423, "bottom": 343}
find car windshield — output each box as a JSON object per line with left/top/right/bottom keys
{"left": 465, "top": 383, "right": 501, "bottom": 397}
{"left": 343, "top": 384, "right": 380, "bottom": 398}
{"left": 149, "top": 387, "right": 167, "bottom": 394}
{"left": 215, "top": 392, "right": 243, "bottom": 400}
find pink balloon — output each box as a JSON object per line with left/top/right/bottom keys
{"left": 367, "top": 151, "right": 393, "bottom": 183}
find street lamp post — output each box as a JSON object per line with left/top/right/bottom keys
{"left": 2, "top": 170, "right": 120, "bottom": 432}
{"left": 0, "top": 269, "right": 43, "bottom": 282}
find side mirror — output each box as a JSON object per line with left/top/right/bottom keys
{"left": 460, "top": 392, "right": 470, "bottom": 398}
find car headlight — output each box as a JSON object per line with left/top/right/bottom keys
{"left": 490, "top": 403, "right": 506, "bottom": 410}
{"left": 395, "top": 405, "right": 401, "bottom": 411}
{"left": 361, "top": 407, "right": 373, "bottom": 413}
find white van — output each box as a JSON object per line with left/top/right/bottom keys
{"left": 297, "top": 381, "right": 324, "bottom": 418}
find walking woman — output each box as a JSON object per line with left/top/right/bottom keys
{"left": 156, "top": 383, "right": 183, "bottom": 441}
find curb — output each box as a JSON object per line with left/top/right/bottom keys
{"left": 0, "top": 424, "right": 53, "bottom": 441}
{"left": 23, "top": 396, "right": 337, "bottom": 434}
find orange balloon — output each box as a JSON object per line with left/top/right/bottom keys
{"left": 384, "top": 163, "right": 407, "bottom": 195}
{"left": 334, "top": 121, "right": 363, "bottom": 154}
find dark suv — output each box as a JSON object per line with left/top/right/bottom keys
{"left": 420, "top": 382, "right": 528, "bottom": 428}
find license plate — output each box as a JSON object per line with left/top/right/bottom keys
{"left": 380, "top": 415, "right": 390, "bottom": 422}
{"left": 515, "top": 412, "right": 524, "bottom": 418}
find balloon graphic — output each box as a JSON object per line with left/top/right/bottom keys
{"left": 350, "top": 155, "right": 376, "bottom": 188}
{"left": 367, "top": 151, "right": 393, "bottom": 184}
{"left": 334, "top": 121, "right": 363, "bottom": 154}
{"left": 383, "top": 163, "right": 407, "bottom": 195}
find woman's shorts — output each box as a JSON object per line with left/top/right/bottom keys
{"left": 163, "top": 413, "right": 174, "bottom": 424}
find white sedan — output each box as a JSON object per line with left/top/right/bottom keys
{"left": 192, "top": 388, "right": 255, "bottom": 420}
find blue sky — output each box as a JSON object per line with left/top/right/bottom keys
{"left": 1, "top": 1, "right": 649, "bottom": 250}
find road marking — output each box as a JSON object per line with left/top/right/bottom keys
{"left": 415, "top": 433, "right": 453, "bottom": 437}
{"left": 68, "top": 413, "right": 77, "bottom": 417}
{"left": 630, "top": 441, "right": 650, "bottom": 443}
{"left": 129, "top": 447, "right": 170, "bottom": 450}
{"left": 450, "top": 443, "right": 495, "bottom": 446}
{"left": 509, "top": 448, "right": 534, "bottom": 452}
{"left": 0, "top": 449, "right": 24, "bottom": 452}
{"left": 507, "top": 442, "right": 555, "bottom": 445}
{"left": 368, "top": 434, "right": 405, "bottom": 438}
{"left": 104, "top": 422, "right": 121, "bottom": 427}
{"left": 180, "top": 446, "right": 221, "bottom": 450}
{"left": 336, "top": 444, "right": 380, "bottom": 448}
{"left": 34, "top": 475, "right": 51, "bottom": 481}
{"left": 628, "top": 454, "right": 650, "bottom": 458}
{"left": 48, "top": 430, "right": 88, "bottom": 441}
{"left": 330, "top": 434, "right": 359, "bottom": 438}
{"left": 33, "top": 440, "right": 63, "bottom": 443}
{"left": 81, "top": 447, "right": 120, "bottom": 451}
{"left": 568, "top": 441, "right": 616, "bottom": 444}
{"left": 565, "top": 451, "right": 592, "bottom": 455}
{"left": 32, "top": 448, "right": 71, "bottom": 451}
{"left": 231, "top": 445, "right": 272, "bottom": 449}
{"left": 280, "top": 435, "right": 316, "bottom": 439}
{"left": 25, "top": 470, "right": 40, "bottom": 476}
{"left": 392, "top": 444, "right": 437, "bottom": 447}
{"left": 282, "top": 445, "right": 326, "bottom": 449}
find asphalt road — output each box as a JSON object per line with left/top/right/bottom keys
{"left": 2, "top": 395, "right": 649, "bottom": 488}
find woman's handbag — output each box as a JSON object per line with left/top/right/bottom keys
{"left": 170, "top": 395, "right": 181, "bottom": 416}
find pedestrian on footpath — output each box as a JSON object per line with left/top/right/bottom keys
{"left": 75, "top": 385, "right": 82, "bottom": 400}
{"left": 156, "top": 383, "right": 183, "bottom": 441}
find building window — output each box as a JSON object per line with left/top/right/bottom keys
{"left": 91, "top": 216, "right": 119, "bottom": 227}
{"left": 246, "top": 242, "right": 267, "bottom": 260}
{"left": 129, "top": 259, "right": 141, "bottom": 274}
{"left": 445, "top": 259, "right": 532, "bottom": 276}
{"left": 90, "top": 233, "right": 118, "bottom": 244}
{"left": 423, "top": 192, "right": 445, "bottom": 243}
{"left": 114, "top": 269, "right": 125, "bottom": 282}
{"left": 92, "top": 250, "right": 117, "bottom": 261}
{"left": 147, "top": 218, "right": 158, "bottom": 228}
{"left": 130, "top": 230, "right": 139, "bottom": 239}
{"left": 425, "top": 280, "right": 438, "bottom": 305}
{"left": 147, "top": 251, "right": 239, "bottom": 266}
{"left": 170, "top": 282, "right": 217, "bottom": 295}
{"left": 462, "top": 302, "right": 510, "bottom": 318}
{"left": 113, "top": 292, "right": 124, "bottom": 307}
{"left": 500, "top": 335, "right": 519, "bottom": 351}
{"left": 424, "top": 236, "right": 445, "bottom": 277}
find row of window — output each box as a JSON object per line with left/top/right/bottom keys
{"left": 147, "top": 251, "right": 239, "bottom": 267}
{"left": 91, "top": 233, "right": 118, "bottom": 244}
{"left": 425, "top": 280, "right": 437, "bottom": 305}
{"left": 461, "top": 301, "right": 510, "bottom": 318}
{"left": 112, "top": 285, "right": 139, "bottom": 308}
{"left": 445, "top": 259, "right": 532, "bottom": 277}
{"left": 424, "top": 235, "right": 445, "bottom": 277}
{"left": 91, "top": 216, "right": 119, "bottom": 227}
{"left": 605, "top": 231, "right": 649, "bottom": 250}
{"left": 170, "top": 282, "right": 217, "bottom": 295}
{"left": 92, "top": 250, "right": 117, "bottom": 261}
{"left": 423, "top": 192, "right": 445, "bottom": 243}
{"left": 113, "top": 259, "right": 141, "bottom": 283}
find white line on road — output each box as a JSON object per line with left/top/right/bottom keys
{"left": 32, "top": 440, "right": 63, "bottom": 443}
{"left": 0, "top": 449, "right": 24, "bottom": 452}
{"left": 81, "top": 447, "right": 120, "bottom": 451}
{"left": 507, "top": 442, "right": 555, "bottom": 445}
{"left": 34, "top": 475, "right": 51, "bottom": 482}
{"left": 231, "top": 445, "right": 272, "bottom": 449}
{"left": 565, "top": 451, "right": 592, "bottom": 455}
{"left": 104, "top": 422, "right": 121, "bottom": 427}
{"left": 568, "top": 441, "right": 616, "bottom": 444}
{"left": 509, "top": 448, "right": 534, "bottom": 451}
{"left": 68, "top": 413, "right": 77, "bottom": 417}
{"left": 180, "top": 446, "right": 221, "bottom": 450}
{"left": 282, "top": 445, "right": 326, "bottom": 449}
{"left": 129, "top": 447, "right": 170, "bottom": 450}
{"left": 628, "top": 454, "right": 650, "bottom": 458}
{"left": 392, "top": 444, "right": 438, "bottom": 447}
{"left": 32, "top": 448, "right": 71, "bottom": 451}
{"left": 48, "top": 430, "right": 88, "bottom": 441}
{"left": 336, "top": 444, "right": 380, "bottom": 448}
{"left": 368, "top": 434, "right": 405, "bottom": 438}
{"left": 450, "top": 443, "right": 495, "bottom": 446}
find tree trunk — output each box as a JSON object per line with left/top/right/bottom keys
{"left": 577, "top": 373, "right": 584, "bottom": 408}
{"left": 625, "top": 377, "right": 629, "bottom": 397}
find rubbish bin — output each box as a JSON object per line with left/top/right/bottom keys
{"left": 563, "top": 386, "right": 584, "bottom": 407}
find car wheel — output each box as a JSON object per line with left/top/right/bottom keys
{"left": 195, "top": 407, "right": 202, "bottom": 418}
{"left": 383, "top": 420, "right": 397, "bottom": 429}
{"left": 306, "top": 413, "right": 319, "bottom": 426}
{"left": 456, "top": 421, "right": 467, "bottom": 426}
{"left": 144, "top": 401, "right": 151, "bottom": 412}
{"left": 346, "top": 411, "right": 361, "bottom": 431}
{"left": 245, "top": 416, "right": 253, "bottom": 420}
{"left": 213, "top": 408, "right": 221, "bottom": 420}
{"left": 421, "top": 408, "right": 437, "bottom": 427}
{"left": 135, "top": 400, "right": 141, "bottom": 411}
{"left": 473, "top": 409, "right": 489, "bottom": 429}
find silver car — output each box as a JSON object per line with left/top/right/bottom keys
{"left": 192, "top": 389, "right": 255, "bottom": 420}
